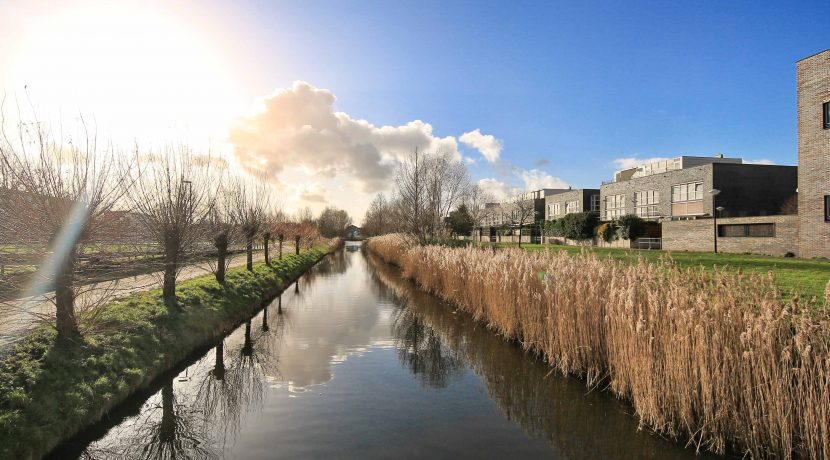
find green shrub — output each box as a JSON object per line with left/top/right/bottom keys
{"left": 596, "top": 222, "right": 619, "bottom": 243}
{"left": 555, "top": 212, "right": 598, "bottom": 241}
{"left": 616, "top": 214, "right": 647, "bottom": 241}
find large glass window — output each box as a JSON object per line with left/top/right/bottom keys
{"left": 671, "top": 182, "right": 703, "bottom": 202}
{"left": 590, "top": 195, "right": 600, "bottom": 212}
{"left": 604, "top": 194, "right": 625, "bottom": 220}
{"left": 635, "top": 189, "right": 660, "bottom": 218}
{"left": 671, "top": 182, "right": 704, "bottom": 216}
{"left": 566, "top": 201, "right": 580, "bottom": 214}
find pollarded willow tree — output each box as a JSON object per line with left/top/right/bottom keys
{"left": 0, "top": 117, "right": 134, "bottom": 343}
{"left": 205, "top": 172, "right": 238, "bottom": 284}
{"left": 228, "top": 176, "right": 269, "bottom": 272}
{"left": 127, "top": 146, "right": 215, "bottom": 306}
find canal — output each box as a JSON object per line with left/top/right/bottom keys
{"left": 51, "top": 243, "right": 717, "bottom": 459}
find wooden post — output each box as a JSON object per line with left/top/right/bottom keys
{"left": 295, "top": 235, "right": 300, "bottom": 255}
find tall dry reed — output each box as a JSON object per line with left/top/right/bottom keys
{"left": 366, "top": 235, "right": 830, "bottom": 459}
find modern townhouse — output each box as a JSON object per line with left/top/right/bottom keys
{"left": 478, "top": 188, "right": 567, "bottom": 242}
{"left": 544, "top": 188, "right": 600, "bottom": 221}
{"left": 599, "top": 156, "right": 797, "bottom": 222}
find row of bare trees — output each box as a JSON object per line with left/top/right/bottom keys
{"left": 361, "top": 148, "right": 493, "bottom": 240}
{"left": 0, "top": 119, "right": 320, "bottom": 345}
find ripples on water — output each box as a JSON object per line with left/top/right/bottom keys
{"left": 51, "top": 243, "right": 720, "bottom": 459}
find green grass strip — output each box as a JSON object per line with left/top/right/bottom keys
{"left": 0, "top": 247, "right": 329, "bottom": 460}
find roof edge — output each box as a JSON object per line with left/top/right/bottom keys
{"left": 797, "top": 48, "right": 830, "bottom": 63}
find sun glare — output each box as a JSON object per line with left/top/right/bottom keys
{"left": 9, "top": 3, "right": 239, "bottom": 146}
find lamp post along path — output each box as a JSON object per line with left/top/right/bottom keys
{"left": 709, "top": 189, "right": 721, "bottom": 253}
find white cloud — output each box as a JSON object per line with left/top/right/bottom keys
{"left": 612, "top": 157, "right": 671, "bottom": 170}
{"left": 460, "top": 129, "right": 502, "bottom": 162}
{"left": 519, "top": 169, "right": 569, "bottom": 190}
{"left": 477, "top": 178, "right": 519, "bottom": 201}
{"left": 478, "top": 168, "right": 570, "bottom": 201}
{"left": 229, "top": 81, "right": 460, "bottom": 194}
{"left": 744, "top": 159, "right": 775, "bottom": 165}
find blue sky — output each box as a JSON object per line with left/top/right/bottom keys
{"left": 227, "top": 1, "right": 829, "bottom": 186}
{"left": 4, "top": 0, "right": 830, "bottom": 217}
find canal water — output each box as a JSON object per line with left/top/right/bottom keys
{"left": 51, "top": 243, "right": 717, "bottom": 459}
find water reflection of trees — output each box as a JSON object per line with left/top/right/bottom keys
{"left": 391, "top": 307, "right": 465, "bottom": 389}
{"left": 78, "top": 304, "right": 291, "bottom": 459}
{"left": 369, "top": 252, "right": 712, "bottom": 460}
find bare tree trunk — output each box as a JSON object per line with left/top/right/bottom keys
{"left": 214, "top": 232, "right": 228, "bottom": 283}
{"left": 242, "top": 320, "right": 253, "bottom": 357}
{"left": 263, "top": 233, "right": 270, "bottom": 265}
{"left": 279, "top": 234, "right": 284, "bottom": 260}
{"left": 213, "top": 341, "right": 225, "bottom": 380}
{"left": 518, "top": 224, "right": 522, "bottom": 248}
{"left": 160, "top": 380, "right": 175, "bottom": 443}
{"left": 295, "top": 235, "right": 300, "bottom": 255}
{"left": 246, "top": 239, "right": 254, "bottom": 271}
{"left": 163, "top": 230, "right": 180, "bottom": 306}
{"left": 55, "top": 249, "right": 80, "bottom": 343}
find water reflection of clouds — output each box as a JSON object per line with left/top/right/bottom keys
{"left": 259, "top": 250, "right": 395, "bottom": 392}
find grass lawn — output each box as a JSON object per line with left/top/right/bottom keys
{"left": 492, "top": 243, "right": 830, "bottom": 301}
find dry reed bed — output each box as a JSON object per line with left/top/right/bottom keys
{"left": 366, "top": 234, "right": 830, "bottom": 459}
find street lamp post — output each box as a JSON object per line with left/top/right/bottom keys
{"left": 709, "top": 189, "right": 721, "bottom": 253}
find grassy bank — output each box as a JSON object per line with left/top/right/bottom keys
{"left": 0, "top": 244, "right": 336, "bottom": 460}
{"left": 485, "top": 242, "right": 830, "bottom": 300}
{"left": 367, "top": 234, "right": 830, "bottom": 459}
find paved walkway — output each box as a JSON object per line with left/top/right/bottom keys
{"left": 0, "top": 249, "right": 274, "bottom": 351}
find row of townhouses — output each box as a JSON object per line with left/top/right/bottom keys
{"left": 475, "top": 49, "right": 830, "bottom": 259}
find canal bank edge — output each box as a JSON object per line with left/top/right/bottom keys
{"left": 0, "top": 242, "right": 341, "bottom": 460}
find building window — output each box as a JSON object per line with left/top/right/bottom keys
{"left": 604, "top": 194, "right": 625, "bottom": 220}
{"left": 590, "top": 194, "right": 600, "bottom": 212}
{"left": 718, "top": 223, "right": 775, "bottom": 238}
{"left": 566, "top": 200, "right": 580, "bottom": 214}
{"left": 825, "top": 195, "right": 830, "bottom": 222}
{"left": 635, "top": 189, "right": 660, "bottom": 218}
{"left": 671, "top": 182, "right": 703, "bottom": 202}
{"left": 824, "top": 102, "right": 830, "bottom": 129}
{"left": 671, "top": 181, "right": 704, "bottom": 216}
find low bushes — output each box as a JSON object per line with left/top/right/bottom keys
{"left": 366, "top": 234, "right": 830, "bottom": 459}
{"left": 0, "top": 247, "right": 331, "bottom": 460}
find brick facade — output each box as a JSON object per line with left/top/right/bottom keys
{"left": 600, "top": 165, "right": 714, "bottom": 220}
{"left": 797, "top": 49, "right": 830, "bottom": 259}
{"left": 544, "top": 189, "right": 600, "bottom": 220}
{"left": 599, "top": 163, "right": 796, "bottom": 222}
{"left": 663, "top": 215, "right": 798, "bottom": 256}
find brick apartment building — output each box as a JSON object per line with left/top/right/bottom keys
{"left": 797, "top": 48, "right": 830, "bottom": 259}
{"left": 599, "top": 156, "right": 797, "bottom": 222}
